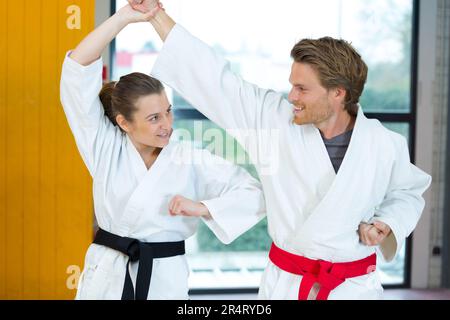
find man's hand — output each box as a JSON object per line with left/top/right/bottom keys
{"left": 117, "top": 4, "right": 158, "bottom": 24}
{"left": 127, "top": 0, "right": 161, "bottom": 14}
{"left": 169, "top": 195, "right": 212, "bottom": 219}
{"left": 128, "top": 0, "right": 174, "bottom": 41}
{"left": 358, "top": 221, "right": 391, "bottom": 246}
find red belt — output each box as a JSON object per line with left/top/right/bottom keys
{"left": 269, "top": 243, "right": 376, "bottom": 300}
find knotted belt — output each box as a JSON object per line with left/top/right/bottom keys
{"left": 93, "top": 228, "right": 185, "bottom": 300}
{"left": 269, "top": 242, "right": 376, "bottom": 300}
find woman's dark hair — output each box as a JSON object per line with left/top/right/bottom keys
{"left": 99, "top": 72, "right": 165, "bottom": 128}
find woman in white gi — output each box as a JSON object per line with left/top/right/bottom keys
{"left": 127, "top": 0, "right": 432, "bottom": 300}
{"left": 60, "top": 4, "right": 265, "bottom": 300}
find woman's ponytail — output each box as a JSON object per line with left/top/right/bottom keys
{"left": 99, "top": 81, "right": 118, "bottom": 125}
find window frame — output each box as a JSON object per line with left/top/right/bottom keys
{"left": 442, "top": 1, "right": 450, "bottom": 289}
{"left": 110, "top": 0, "right": 420, "bottom": 293}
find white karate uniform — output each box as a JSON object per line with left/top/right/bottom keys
{"left": 60, "top": 53, "right": 266, "bottom": 300}
{"left": 151, "top": 24, "right": 432, "bottom": 300}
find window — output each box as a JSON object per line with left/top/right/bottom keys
{"left": 112, "top": 0, "right": 417, "bottom": 290}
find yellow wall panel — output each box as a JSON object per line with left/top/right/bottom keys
{"left": 39, "top": 1, "right": 58, "bottom": 299}
{"left": 6, "top": 0, "right": 25, "bottom": 299}
{"left": 56, "top": 0, "right": 72, "bottom": 300}
{"left": 55, "top": 0, "right": 95, "bottom": 300}
{"left": 0, "top": 0, "right": 7, "bottom": 300}
{"left": 23, "top": 0, "right": 42, "bottom": 300}
{"left": 0, "top": 0, "right": 95, "bottom": 300}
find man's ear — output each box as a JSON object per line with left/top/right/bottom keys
{"left": 116, "top": 114, "right": 131, "bottom": 133}
{"left": 335, "top": 87, "right": 347, "bottom": 100}
{"left": 331, "top": 87, "right": 347, "bottom": 107}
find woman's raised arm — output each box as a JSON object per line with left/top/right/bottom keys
{"left": 71, "top": 4, "right": 157, "bottom": 66}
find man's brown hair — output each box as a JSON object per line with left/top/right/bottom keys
{"left": 291, "top": 37, "right": 368, "bottom": 116}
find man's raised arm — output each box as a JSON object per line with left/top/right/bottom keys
{"left": 128, "top": 0, "right": 175, "bottom": 41}
{"left": 129, "top": 0, "right": 289, "bottom": 155}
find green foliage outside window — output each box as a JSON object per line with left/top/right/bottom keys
{"left": 173, "top": 119, "right": 271, "bottom": 252}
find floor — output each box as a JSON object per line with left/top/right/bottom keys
{"left": 191, "top": 289, "right": 450, "bottom": 300}
{"left": 382, "top": 289, "right": 450, "bottom": 300}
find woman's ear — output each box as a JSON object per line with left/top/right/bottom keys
{"left": 116, "top": 114, "right": 131, "bottom": 133}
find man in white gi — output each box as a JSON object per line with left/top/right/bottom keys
{"left": 128, "top": 0, "right": 432, "bottom": 300}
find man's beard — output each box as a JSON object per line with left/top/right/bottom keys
{"left": 292, "top": 104, "right": 332, "bottom": 126}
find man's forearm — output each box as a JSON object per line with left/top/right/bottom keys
{"left": 149, "top": 9, "right": 176, "bottom": 41}
{"left": 127, "top": 0, "right": 175, "bottom": 41}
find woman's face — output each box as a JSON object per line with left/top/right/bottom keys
{"left": 120, "top": 91, "right": 174, "bottom": 149}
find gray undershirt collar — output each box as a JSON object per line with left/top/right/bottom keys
{"left": 320, "top": 129, "right": 353, "bottom": 173}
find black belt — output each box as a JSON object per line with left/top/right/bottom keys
{"left": 93, "top": 228, "right": 185, "bottom": 300}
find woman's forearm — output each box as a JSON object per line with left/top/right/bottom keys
{"left": 70, "top": 11, "right": 129, "bottom": 66}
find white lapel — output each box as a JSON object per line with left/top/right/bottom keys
{"left": 118, "top": 137, "right": 177, "bottom": 233}
{"left": 326, "top": 106, "right": 367, "bottom": 190}
{"left": 126, "top": 134, "right": 148, "bottom": 183}
{"left": 302, "top": 122, "right": 336, "bottom": 200}
{"left": 301, "top": 106, "right": 368, "bottom": 223}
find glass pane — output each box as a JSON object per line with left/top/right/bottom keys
{"left": 377, "top": 122, "right": 409, "bottom": 285}
{"left": 173, "top": 119, "right": 270, "bottom": 289}
{"left": 114, "top": 0, "right": 413, "bottom": 115}
{"left": 173, "top": 120, "right": 258, "bottom": 178}
{"left": 378, "top": 245, "right": 406, "bottom": 285}
{"left": 114, "top": 0, "right": 414, "bottom": 290}
{"left": 383, "top": 122, "right": 410, "bottom": 142}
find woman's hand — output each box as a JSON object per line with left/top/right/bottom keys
{"left": 70, "top": 3, "right": 156, "bottom": 66}
{"left": 169, "top": 195, "right": 212, "bottom": 219}
{"left": 358, "top": 221, "right": 392, "bottom": 246}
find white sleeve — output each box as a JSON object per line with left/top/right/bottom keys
{"left": 60, "top": 52, "right": 116, "bottom": 176}
{"left": 151, "top": 24, "right": 290, "bottom": 147}
{"left": 193, "top": 148, "right": 266, "bottom": 244}
{"left": 370, "top": 136, "right": 432, "bottom": 262}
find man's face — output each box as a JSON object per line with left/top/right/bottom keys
{"left": 288, "top": 62, "right": 334, "bottom": 126}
